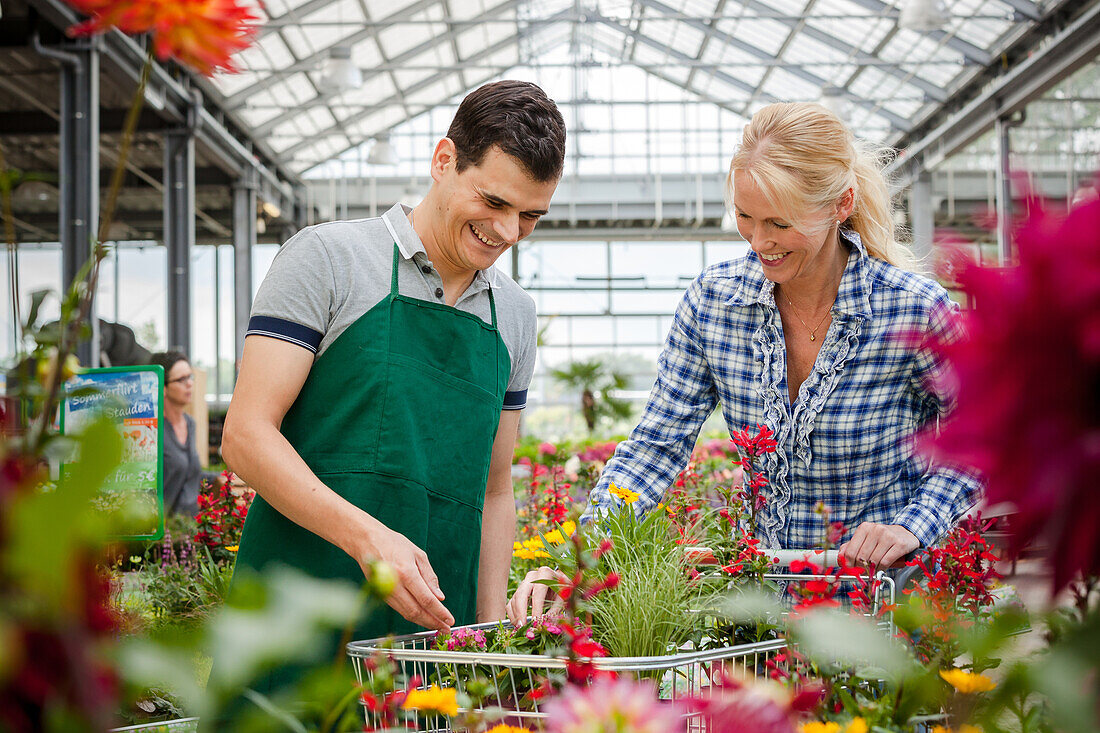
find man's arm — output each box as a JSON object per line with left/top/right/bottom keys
{"left": 476, "top": 409, "right": 521, "bottom": 622}
{"left": 222, "top": 335, "right": 454, "bottom": 630}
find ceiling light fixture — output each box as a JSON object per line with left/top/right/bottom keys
{"left": 12, "top": 179, "right": 58, "bottom": 204}
{"left": 367, "top": 135, "right": 398, "bottom": 166}
{"left": 320, "top": 46, "right": 362, "bottom": 93}
{"left": 898, "top": 0, "right": 948, "bottom": 32}
{"left": 261, "top": 200, "right": 281, "bottom": 219}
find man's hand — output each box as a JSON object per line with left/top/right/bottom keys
{"left": 506, "top": 566, "right": 567, "bottom": 626}
{"left": 360, "top": 523, "right": 454, "bottom": 631}
{"left": 838, "top": 522, "right": 919, "bottom": 570}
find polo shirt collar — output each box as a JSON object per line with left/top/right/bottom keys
{"left": 382, "top": 203, "right": 499, "bottom": 289}
{"left": 726, "top": 228, "right": 872, "bottom": 319}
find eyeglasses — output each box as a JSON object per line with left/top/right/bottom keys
{"left": 167, "top": 374, "right": 195, "bottom": 385}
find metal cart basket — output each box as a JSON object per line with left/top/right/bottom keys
{"left": 348, "top": 552, "right": 896, "bottom": 731}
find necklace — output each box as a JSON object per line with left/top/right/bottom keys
{"left": 782, "top": 291, "right": 833, "bottom": 341}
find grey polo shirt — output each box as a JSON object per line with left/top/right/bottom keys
{"left": 247, "top": 203, "right": 537, "bottom": 409}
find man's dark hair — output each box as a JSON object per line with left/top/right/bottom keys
{"left": 447, "top": 80, "right": 566, "bottom": 182}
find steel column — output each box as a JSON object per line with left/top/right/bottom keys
{"left": 51, "top": 38, "right": 100, "bottom": 366}
{"left": 232, "top": 171, "right": 257, "bottom": 365}
{"left": 909, "top": 169, "right": 935, "bottom": 270}
{"left": 995, "top": 112, "right": 1025, "bottom": 264}
{"left": 164, "top": 126, "right": 196, "bottom": 355}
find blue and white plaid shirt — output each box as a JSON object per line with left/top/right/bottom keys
{"left": 586, "top": 231, "right": 982, "bottom": 549}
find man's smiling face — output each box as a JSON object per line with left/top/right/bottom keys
{"left": 431, "top": 143, "right": 558, "bottom": 276}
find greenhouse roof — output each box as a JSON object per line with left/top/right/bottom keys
{"left": 202, "top": 0, "right": 1049, "bottom": 175}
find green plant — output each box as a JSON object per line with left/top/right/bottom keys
{"left": 550, "top": 506, "right": 704, "bottom": 660}
{"left": 549, "top": 358, "right": 633, "bottom": 433}
{"left": 138, "top": 530, "right": 229, "bottom": 631}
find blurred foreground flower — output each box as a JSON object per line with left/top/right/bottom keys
{"left": 544, "top": 677, "right": 681, "bottom": 733}
{"left": 401, "top": 684, "right": 459, "bottom": 717}
{"left": 65, "top": 0, "right": 260, "bottom": 75}
{"left": 486, "top": 725, "right": 534, "bottom": 733}
{"left": 800, "top": 719, "right": 867, "bottom": 733}
{"left": 925, "top": 198, "right": 1100, "bottom": 589}
{"left": 940, "top": 669, "right": 996, "bottom": 694}
{"left": 685, "top": 668, "right": 823, "bottom": 733}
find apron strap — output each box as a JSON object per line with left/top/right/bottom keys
{"left": 389, "top": 243, "right": 400, "bottom": 295}
{"left": 487, "top": 283, "right": 498, "bottom": 328}
{"left": 382, "top": 213, "right": 402, "bottom": 296}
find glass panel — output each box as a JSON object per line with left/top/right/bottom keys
{"left": 704, "top": 241, "right": 750, "bottom": 267}
{"left": 610, "top": 241, "right": 703, "bottom": 286}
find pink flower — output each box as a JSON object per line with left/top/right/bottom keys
{"left": 685, "top": 670, "right": 821, "bottom": 733}
{"left": 923, "top": 198, "right": 1100, "bottom": 590}
{"left": 538, "top": 442, "right": 558, "bottom": 456}
{"left": 544, "top": 677, "right": 682, "bottom": 733}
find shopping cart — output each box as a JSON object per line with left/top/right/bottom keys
{"left": 347, "top": 549, "right": 895, "bottom": 731}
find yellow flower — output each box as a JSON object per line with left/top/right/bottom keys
{"left": 224, "top": 545, "right": 239, "bottom": 552}
{"left": 940, "top": 668, "right": 996, "bottom": 694}
{"left": 931, "top": 726, "right": 983, "bottom": 733}
{"left": 800, "top": 723, "right": 840, "bottom": 733}
{"left": 845, "top": 719, "right": 868, "bottom": 733}
{"left": 609, "top": 482, "right": 640, "bottom": 505}
{"left": 402, "top": 685, "right": 459, "bottom": 717}
{"left": 485, "top": 725, "right": 533, "bottom": 733}
{"left": 541, "top": 521, "right": 577, "bottom": 545}
{"left": 513, "top": 537, "right": 551, "bottom": 559}
{"left": 801, "top": 721, "right": 866, "bottom": 733}
{"left": 513, "top": 546, "right": 550, "bottom": 559}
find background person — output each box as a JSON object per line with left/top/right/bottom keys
{"left": 509, "top": 102, "right": 981, "bottom": 623}
{"left": 150, "top": 351, "right": 223, "bottom": 518}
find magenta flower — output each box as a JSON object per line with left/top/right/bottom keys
{"left": 684, "top": 670, "right": 823, "bottom": 733}
{"left": 924, "top": 198, "right": 1100, "bottom": 590}
{"left": 544, "top": 677, "right": 682, "bottom": 733}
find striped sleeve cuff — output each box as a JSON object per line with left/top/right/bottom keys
{"left": 246, "top": 315, "right": 324, "bottom": 354}
{"left": 502, "top": 389, "right": 527, "bottom": 410}
{"left": 892, "top": 502, "right": 948, "bottom": 547}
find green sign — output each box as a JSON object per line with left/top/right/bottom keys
{"left": 61, "top": 365, "right": 165, "bottom": 540}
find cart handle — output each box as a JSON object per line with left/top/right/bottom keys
{"left": 683, "top": 546, "right": 839, "bottom": 568}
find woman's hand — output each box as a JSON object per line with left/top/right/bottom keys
{"left": 838, "top": 522, "right": 919, "bottom": 570}
{"left": 506, "top": 566, "right": 568, "bottom": 626}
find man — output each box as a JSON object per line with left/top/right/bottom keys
{"left": 222, "top": 80, "right": 566, "bottom": 638}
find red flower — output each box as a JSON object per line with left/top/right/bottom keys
{"left": 730, "top": 424, "right": 779, "bottom": 458}
{"left": 65, "top": 0, "right": 260, "bottom": 76}
{"left": 581, "top": 571, "right": 620, "bottom": 600}
{"left": 923, "top": 199, "right": 1100, "bottom": 590}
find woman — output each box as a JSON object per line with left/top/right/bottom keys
{"left": 151, "top": 351, "right": 223, "bottom": 518}
{"left": 509, "top": 103, "right": 981, "bottom": 622}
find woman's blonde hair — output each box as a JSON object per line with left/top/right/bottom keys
{"left": 727, "top": 102, "right": 913, "bottom": 269}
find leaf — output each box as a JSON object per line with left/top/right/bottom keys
{"left": 1029, "top": 644, "right": 1100, "bottom": 733}
{"left": 205, "top": 567, "right": 365, "bottom": 693}
{"left": 241, "top": 690, "right": 309, "bottom": 733}
{"left": 24, "top": 288, "right": 51, "bottom": 330}
{"left": 793, "top": 609, "right": 915, "bottom": 680}
{"left": 3, "top": 414, "right": 121, "bottom": 605}
{"left": 710, "top": 587, "right": 785, "bottom": 623}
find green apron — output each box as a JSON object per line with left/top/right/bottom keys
{"left": 234, "top": 229, "right": 510, "bottom": 646}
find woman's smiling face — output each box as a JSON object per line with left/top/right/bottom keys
{"left": 732, "top": 169, "right": 841, "bottom": 286}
